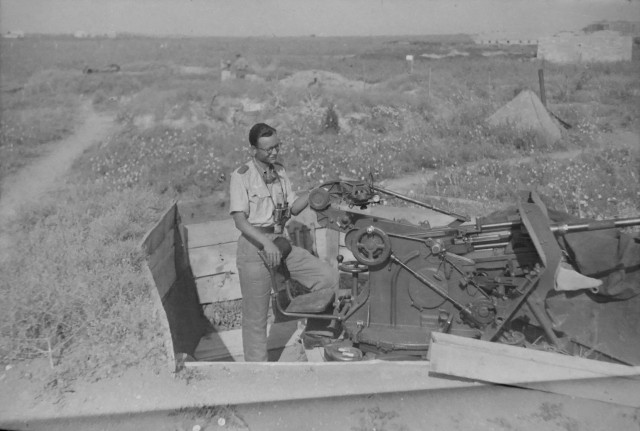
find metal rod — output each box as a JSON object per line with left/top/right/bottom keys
{"left": 373, "top": 186, "right": 469, "bottom": 222}
{"left": 473, "top": 242, "right": 510, "bottom": 250}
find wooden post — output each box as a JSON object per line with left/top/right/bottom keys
{"left": 538, "top": 68, "right": 547, "bottom": 107}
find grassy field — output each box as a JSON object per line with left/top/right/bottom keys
{"left": 1, "top": 35, "right": 639, "bottom": 390}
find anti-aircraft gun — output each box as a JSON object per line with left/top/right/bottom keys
{"left": 269, "top": 179, "right": 640, "bottom": 364}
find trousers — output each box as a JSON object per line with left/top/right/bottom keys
{"left": 236, "top": 233, "right": 338, "bottom": 362}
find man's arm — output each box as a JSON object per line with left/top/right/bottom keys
{"left": 231, "top": 211, "right": 281, "bottom": 267}
{"left": 290, "top": 192, "right": 309, "bottom": 216}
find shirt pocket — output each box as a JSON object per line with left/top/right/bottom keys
{"left": 248, "top": 186, "right": 273, "bottom": 221}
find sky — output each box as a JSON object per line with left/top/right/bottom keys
{"left": 1, "top": 0, "right": 638, "bottom": 38}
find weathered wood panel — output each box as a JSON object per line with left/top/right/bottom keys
{"left": 177, "top": 199, "right": 227, "bottom": 225}
{"left": 141, "top": 261, "right": 177, "bottom": 372}
{"left": 189, "top": 242, "right": 238, "bottom": 278}
{"left": 140, "top": 203, "right": 181, "bottom": 370}
{"left": 142, "top": 205, "right": 179, "bottom": 301}
{"left": 150, "top": 246, "right": 177, "bottom": 300}
{"left": 185, "top": 219, "right": 240, "bottom": 248}
{"left": 429, "top": 332, "right": 640, "bottom": 407}
{"left": 148, "top": 229, "right": 175, "bottom": 271}
{"left": 141, "top": 202, "right": 177, "bottom": 255}
{"left": 195, "top": 272, "right": 242, "bottom": 303}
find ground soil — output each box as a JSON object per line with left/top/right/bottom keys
{"left": 1, "top": 100, "right": 639, "bottom": 431}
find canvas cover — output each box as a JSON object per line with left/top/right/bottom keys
{"left": 484, "top": 206, "right": 640, "bottom": 300}
{"left": 487, "top": 89, "right": 562, "bottom": 144}
{"left": 484, "top": 206, "right": 640, "bottom": 364}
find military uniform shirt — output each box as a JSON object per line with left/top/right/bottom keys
{"left": 229, "top": 159, "right": 297, "bottom": 227}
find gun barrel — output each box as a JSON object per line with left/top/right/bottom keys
{"left": 478, "top": 216, "right": 640, "bottom": 235}
{"left": 550, "top": 217, "right": 640, "bottom": 234}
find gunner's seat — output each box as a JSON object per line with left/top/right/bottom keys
{"left": 285, "top": 289, "right": 336, "bottom": 313}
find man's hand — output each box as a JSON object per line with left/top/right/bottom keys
{"left": 261, "top": 240, "right": 282, "bottom": 268}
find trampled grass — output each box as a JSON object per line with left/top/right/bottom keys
{"left": 1, "top": 35, "right": 638, "bottom": 385}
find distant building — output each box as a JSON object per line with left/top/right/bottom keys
{"left": 74, "top": 30, "right": 88, "bottom": 38}
{"left": 3, "top": 30, "right": 25, "bottom": 39}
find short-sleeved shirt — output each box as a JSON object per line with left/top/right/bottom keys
{"left": 229, "top": 159, "right": 297, "bottom": 227}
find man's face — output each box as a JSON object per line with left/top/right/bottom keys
{"left": 254, "top": 134, "right": 281, "bottom": 165}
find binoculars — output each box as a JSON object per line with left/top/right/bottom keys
{"left": 273, "top": 203, "right": 291, "bottom": 234}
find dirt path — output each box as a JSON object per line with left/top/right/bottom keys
{"left": 381, "top": 130, "right": 640, "bottom": 196}
{"left": 0, "top": 101, "right": 115, "bottom": 261}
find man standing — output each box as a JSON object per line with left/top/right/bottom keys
{"left": 229, "top": 123, "right": 338, "bottom": 362}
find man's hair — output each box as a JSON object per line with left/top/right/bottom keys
{"left": 249, "top": 123, "right": 276, "bottom": 147}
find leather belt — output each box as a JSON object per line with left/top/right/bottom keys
{"left": 254, "top": 226, "right": 275, "bottom": 233}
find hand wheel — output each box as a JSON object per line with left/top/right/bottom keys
{"left": 338, "top": 260, "right": 369, "bottom": 274}
{"left": 351, "top": 226, "right": 392, "bottom": 266}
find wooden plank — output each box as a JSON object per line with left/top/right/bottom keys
{"left": 192, "top": 321, "right": 301, "bottom": 362}
{"left": 177, "top": 199, "right": 227, "bottom": 225}
{"left": 141, "top": 202, "right": 177, "bottom": 255}
{"left": 429, "top": 332, "right": 640, "bottom": 407}
{"left": 141, "top": 261, "right": 177, "bottom": 372}
{"left": 139, "top": 210, "right": 179, "bottom": 371}
{"left": 195, "top": 272, "right": 242, "bottom": 303}
{"left": 147, "top": 229, "right": 175, "bottom": 272}
{"left": 304, "top": 347, "right": 327, "bottom": 363}
{"left": 276, "top": 322, "right": 306, "bottom": 362}
{"left": 150, "top": 246, "right": 177, "bottom": 300}
{"left": 189, "top": 243, "right": 237, "bottom": 278}
{"left": 185, "top": 219, "right": 240, "bottom": 248}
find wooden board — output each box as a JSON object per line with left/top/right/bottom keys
{"left": 429, "top": 332, "right": 640, "bottom": 407}
{"left": 195, "top": 272, "right": 242, "bottom": 303}
{"left": 192, "top": 320, "right": 302, "bottom": 362}
{"left": 142, "top": 206, "right": 178, "bottom": 301}
{"left": 139, "top": 203, "right": 180, "bottom": 371}
{"left": 147, "top": 228, "right": 175, "bottom": 271}
{"left": 177, "top": 199, "right": 228, "bottom": 225}
{"left": 189, "top": 242, "right": 238, "bottom": 278}
{"left": 141, "top": 202, "right": 177, "bottom": 254}
{"left": 150, "top": 248, "right": 177, "bottom": 300}
{"left": 185, "top": 219, "right": 240, "bottom": 248}
{"left": 141, "top": 261, "right": 177, "bottom": 372}
{"left": 304, "top": 347, "right": 327, "bottom": 363}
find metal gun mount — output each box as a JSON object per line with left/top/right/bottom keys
{"left": 273, "top": 179, "right": 640, "bottom": 363}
